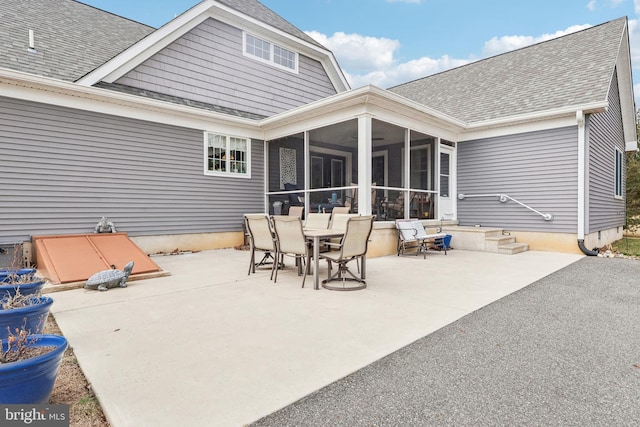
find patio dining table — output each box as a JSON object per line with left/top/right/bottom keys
{"left": 303, "top": 228, "right": 367, "bottom": 290}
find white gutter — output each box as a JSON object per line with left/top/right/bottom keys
{"left": 0, "top": 68, "right": 261, "bottom": 133}
{"left": 464, "top": 100, "right": 608, "bottom": 131}
{"left": 576, "top": 110, "right": 586, "bottom": 240}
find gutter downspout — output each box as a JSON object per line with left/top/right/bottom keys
{"left": 576, "top": 110, "right": 598, "bottom": 256}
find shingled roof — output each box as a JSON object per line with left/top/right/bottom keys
{"left": 389, "top": 17, "right": 627, "bottom": 124}
{"left": 0, "top": 0, "right": 154, "bottom": 81}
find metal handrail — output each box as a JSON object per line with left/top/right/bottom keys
{"left": 457, "top": 193, "right": 554, "bottom": 221}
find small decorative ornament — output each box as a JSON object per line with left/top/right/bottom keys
{"left": 94, "top": 216, "right": 117, "bottom": 233}
{"left": 85, "top": 261, "right": 134, "bottom": 291}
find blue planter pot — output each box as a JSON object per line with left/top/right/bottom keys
{"left": 0, "top": 268, "right": 37, "bottom": 282}
{"left": 0, "top": 280, "right": 45, "bottom": 299}
{"left": 0, "top": 296, "right": 53, "bottom": 342}
{"left": 0, "top": 269, "right": 43, "bottom": 298}
{"left": 0, "top": 334, "right": 68, "bottom": 404}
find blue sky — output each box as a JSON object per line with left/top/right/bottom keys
{"left": 81, "top": 0, "right": 640, "bottom": 101}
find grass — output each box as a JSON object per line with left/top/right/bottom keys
{"left": 612, "top": 236, "right": 640, "bottom": 256}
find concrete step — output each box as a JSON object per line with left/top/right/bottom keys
{"left": 498, "top": 242, "right": 529, "bottom": 255}
{"left": 485, "top": 235, "right": 515, "bottom": 253}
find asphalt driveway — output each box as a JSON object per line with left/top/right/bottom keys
{"left": 251, "top": 256, "right": 640, "bottom": 426}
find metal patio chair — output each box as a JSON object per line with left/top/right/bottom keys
{"left": 244, "top": 214, "right": 278, "bottom": 278}
{"left": 319, "top": 215, "right": 374, "bottom": 291}
{"left": 271, "top": 215, "right": 309, "bottom": 287}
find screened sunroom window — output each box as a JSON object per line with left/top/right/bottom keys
{"left": 205, "top": 133, "right": 250, "bottom": 177}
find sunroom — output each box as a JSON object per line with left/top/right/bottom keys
{"left": 261, "top": 86, "right": 463, "bottom": 256}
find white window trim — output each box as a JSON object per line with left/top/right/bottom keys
{"left": 614, "top": 147, "right": 623, "bottom": 199}
{"left": 242, "top": 32, "right": 299, "bottom": 74}
{"left": 204, "top": 132, "right": 252, "bottom": 179}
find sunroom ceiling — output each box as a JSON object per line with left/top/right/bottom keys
{"left": 307, "top": 119, "right": 418, "bottom": 148}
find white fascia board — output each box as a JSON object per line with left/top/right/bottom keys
{"left": 1, "top": 68, "right": 262, "bottom": 139}
{"left": 463, "top": 101, "right": 608, "bottom": 132}
{"left": 261, "top": 86, "right": 466, "bottom": 131}
{"left": 77, "top": 0, "right": 216, "bottom": 86}
{"left": 460, "top": 115, "right": 578, "bottom": 141}
{"left": 615, "top": 23, "right": 637, "bottom": 147}
{"left": 261, "top": 86, "right": 462, "bottom": 142}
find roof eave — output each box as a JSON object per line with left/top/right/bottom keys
{"left": 613, "top": 19, "right": 637, "bottom": 150}
{"left": 261, "top": 85, "right": 466, "bottom": 129}
{"left": 464, "top": 101, "right": 609, "bottom": 131}
{"left": 1, "top": 67, "right": 260, "bottom": 132}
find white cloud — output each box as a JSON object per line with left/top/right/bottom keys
{"left": 587, "top": 0, "right": 597, "bottom": 11}
{"left": 306, "top": 30, "right": 469, "bottom": 88}
{"left": 347, "top": 55, "right": 470, "bottom": 88}
{"left": 482, "top": 25, "right": 591, "bottom": 57}
{"left": 306, "top": 31, "right": 400, "bottom": 73}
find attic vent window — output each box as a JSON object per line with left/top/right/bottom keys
{"left": 243, "top": 33, "right": 298, "bottom": 73}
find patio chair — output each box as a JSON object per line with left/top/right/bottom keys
{"left": 328, "top": 213, "right": 360, "bottom": 261}
{"left": 244, "top": 214, "right": 278, "bottom": 277}
{"left": 331, "top": 206, "right": 350, "bottom": 215}
{"left": 395, "top": 219, "right": 447, "bottom": 259}
{"left": 288, "top": 206, "right": 304, "bottom": 219}
{"left": 329, "top": 212, "right": 358, "bottom": 231}
{"left": 304, "top": 212, "right": 331, "bottom": 229}
{"left": 271, "top": 216, "right": 309, "bottom": 287}
{"left": 319, "top": 215, "right": 374, "bottom": 291}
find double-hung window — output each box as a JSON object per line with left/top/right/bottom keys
{"left": 244, "top": 33, "right": 298, "bottom": 73}
{"left": 205, "top": 133, "right": 250, "bottom": 178}
{"left": 614, "top": 147, "right": 623, "bottom": 198}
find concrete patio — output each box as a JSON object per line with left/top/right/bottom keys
{"left": 49, "top": 248, "right": 583, "bottom": 426}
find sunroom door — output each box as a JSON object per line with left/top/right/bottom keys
{"left": 438, "top": 145, "right": 456, "bottom": 220}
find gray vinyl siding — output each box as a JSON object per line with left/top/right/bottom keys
{"left": 586, "top": 71, "right": 626, "bottom": 232}
{"left": 457, "top": 127, "right": 578, "bottom": 232}
{"left": 115, "top": 18, "right": 337, "bottom": 118}
{"left": 0, "top": 96, "right": 264, "bottom": 244}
